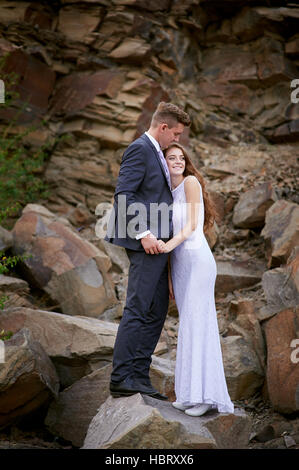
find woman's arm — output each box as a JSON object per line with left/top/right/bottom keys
{"left": 162, "top": 176, "right": 201, "bottom": 253}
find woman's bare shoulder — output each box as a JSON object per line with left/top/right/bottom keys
{"left": 184, "top": 175, "right": 201, "bottom": 187}
{"left": 183, "top": 176, "right": 201, "bottom": 201}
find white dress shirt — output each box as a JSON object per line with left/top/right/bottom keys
{"left": 135, "top": 132, "right": 167, "bottom": 240}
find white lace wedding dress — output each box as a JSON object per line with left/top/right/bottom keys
{"left": 170, "top": 176, "right": 234, "bottom": 414}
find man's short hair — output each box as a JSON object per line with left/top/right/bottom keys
{"left": 151, "top": 102, "right": 191, "bottom": 128}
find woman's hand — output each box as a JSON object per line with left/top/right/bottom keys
{"left": 157, "top": 240, "right": 173, "bottom": 253}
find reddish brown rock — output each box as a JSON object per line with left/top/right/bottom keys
{"left": 134, "top": 82, "right": 170, "bottom": 138}
{"left": 197, "top": 77, "right": 251, "bottom": 115}
{"left": 11, "top": 205, "right": 118, "bottom": 318}
{"left": 0, "top": 2, "right": 30, "bottom": 24}
{"left": 50, "top": 71, "right": 125, "bottom": 115}
{"left": 264, "top": 306, "right": 299, "bottom": 414}
{"left": 24, "top": 2, "right": 54, "bottom": 30}
{"left": 0, "top": 1, "right": 53, "bottom": 29}
{"left": 267, "top": 119, "right": 299, "bottom": 143}
{"left": 285, "top": 37, "right": 299, "bottom": 58}
{"left": 0, "top": 50, "right": 56, "bottom": 122}
{"left": 57, "top": 4, "right": 104, "bottom": 43}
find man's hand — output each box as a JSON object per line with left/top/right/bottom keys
{"left": 141, "top": 233, "right": 164, "bottom": 255}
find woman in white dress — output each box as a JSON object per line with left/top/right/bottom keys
{"left": 158, "top": 142, "right": 234, "bottom": 417}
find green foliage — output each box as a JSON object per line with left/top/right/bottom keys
{"left": 0, "top": 54, "right": 52, "bottom": 210}
{"left": 0, "top": 251, "right": 30, "bottom": 276}
{"left": 0, "top": 329, "right": 13, "bottom": 341}
{"left": 0, "top": 206, "right": 32, "bottom": 310}
{"left": 0, "top": 124, "right": 52, "bottom": 209}
{"left": 0, "top": 55, "right": 53, "bottom": 311}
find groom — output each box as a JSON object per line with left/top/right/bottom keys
{"left": 105, "top": 102, "right": 191, "bottom": 400}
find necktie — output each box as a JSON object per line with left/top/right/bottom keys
{"left": 158, "top": 149, "right": 171, "bottom": 189}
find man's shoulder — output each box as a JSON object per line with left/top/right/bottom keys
{"left": 121, "top": 134, "right": 154, "bottom": 161}
{"left": 127, "top": 133, "right": 150, "bottom": 151}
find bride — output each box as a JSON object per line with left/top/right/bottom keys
{"left": 158, "top": 142, "right": 234, "bottom": 417}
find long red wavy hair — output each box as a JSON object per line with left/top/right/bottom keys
{"left": 164, "top": 142, "right": 217, "bottom": 232}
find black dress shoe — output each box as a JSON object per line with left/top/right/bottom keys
{"left": 145, "top": 390, "right": 168, "bottom": 401}
{"left": 133, "top": 380, "right": 168, "bottom": 401}
{"left": 110, "top": 378, "right": 168, "bottom": 401}
{"left": 110, "top": 377, "right": 140, "bottom": 397}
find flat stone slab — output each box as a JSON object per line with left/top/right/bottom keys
{"left": 82, "top": 394, "right": 251, "bottom": 449}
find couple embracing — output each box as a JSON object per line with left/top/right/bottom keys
{"left": 105, "top": 102, "right": 234, "bottom": 417}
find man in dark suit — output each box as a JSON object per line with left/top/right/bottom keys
{"left": 105, "top": 102, "right": 191, "bottom": 400}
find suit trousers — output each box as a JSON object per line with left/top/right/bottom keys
{"left": 111, "top": 248, "right": 169, "bottom": 384}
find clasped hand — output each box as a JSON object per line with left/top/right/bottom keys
{"left": 141, "top": 233, "right": 172, "bottom": 255}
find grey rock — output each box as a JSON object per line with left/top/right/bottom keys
{"left": 0, "top": 226, "right": 12, "bottom": 252}
{"left": 221, "top": 335, "right": 264, "bottom": 400}
{"left": 82, "top": 394, "right": 251, "bottom": 449}
{"left": 0, "top": 307, "right": 118, "bottom": 388}
{"left": 45, "top": 364, "right": 112, "bottom": 447}
{"left": 233, "top": 182, "right": 277, "bottom": 228}
{"left": 215, "top": 259, "right": 264, "bottom": 293}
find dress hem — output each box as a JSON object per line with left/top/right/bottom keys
{"left": 179, "top": 397, "right": 235, "bottom": 414}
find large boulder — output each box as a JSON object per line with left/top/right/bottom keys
{"left": 226, "top": 298, "right": 266, "bottom": 371}
{"left": 221, "top": 335, "right": 265, "bottom": 400}
{"left": 0, "top": 275, "right": 29, "bottom": 292}
{"left": 82, "top": 394, "right": 251, "bottom": 449}
{"left": 261, "top": 199, "right": 299, "bottom": 268}
{"left": 11, "top": 204, "right": 119, "bottom": 318}
{"left": 0, "top": 226, "right": 12, "bottom": 252}
{"left": 259, "top": 246, "right": 299, "bottom": 321}
{"left": 264, "top": 306, "right": 299, "bottom": 414}
{"left": 0, "top": 328, "right": 59, "bottom": 429}
{"left": 45, "top": 356, "right": 176, "bottom": 447}
{"left": 0, "top": 274, "right": 32, "bottom": 310}
{"left": 45, "top": 364, "right": 112, "bottom": 447}
{"left": 232, "top": 182, "right": 277, "bottom": 228}
{"left": 0, "top": 307, "right": 118, "bottom": 388}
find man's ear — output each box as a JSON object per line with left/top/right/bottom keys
{"left": 161, "top": 123, "right": 168, "bottom": 132}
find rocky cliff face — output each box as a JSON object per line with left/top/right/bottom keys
{"left": 0, "top": 0, "right": 299, "bottom": 450}
{"left": 0, "top": 0, "right": 298, "bottom": 217}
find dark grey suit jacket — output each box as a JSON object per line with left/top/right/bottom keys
{"left": 104, "top": 133, "right": 173, "bottom": 251}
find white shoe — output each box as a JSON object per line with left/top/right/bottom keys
{"left": 185, "top": 404, "right": 212, "bottom": 417}
{"left": 172, "top": 402, "right": 194, "bottom": 411}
